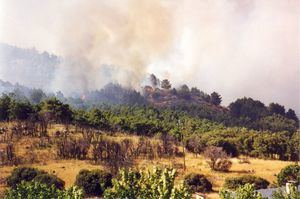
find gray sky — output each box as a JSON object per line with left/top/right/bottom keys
{"left": 0, "top": 0, "right": 299, "bottom": 114}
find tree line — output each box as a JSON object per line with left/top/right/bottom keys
{"left": 1, "top": 76, "right": 298, "bottom": 134}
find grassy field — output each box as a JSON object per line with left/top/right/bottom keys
{"left": 0, "top": 124, "right": 296, "bottom": 198}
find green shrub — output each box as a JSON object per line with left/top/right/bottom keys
{"left": 224, "top": 175, "right": 269, "bottom": 190}
{"left": 277, "top": 164, "right": 300, "bottom": 186}
{"left": 184, "top": 173, "right": 212, "bottom": 193}
{"left": 220, "top": 183, "right": 264, "bottom": 199}
{"left": 104, "top": 167, "right": 191, "bottom": 199}
{"left": 5, "top": 181, "right": 83, "bottom": 199}
{"left": 6, "top": 167, "right": 46, "bottom": 188}
{"left": 75, "top": 169, "right": 112, "bottom": 196}
{"left": 272, "top": 183, "right": 300, "bottom": 199}
{"left": 33, "top": 173, "right": 65, "bottom": 190}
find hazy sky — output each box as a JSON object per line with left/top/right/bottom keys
{"left": 0, "top": 0, "right": 299, "bottom": 114}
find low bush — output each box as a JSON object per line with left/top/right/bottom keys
{"left": 75, "top": 169, "right": 112, "bottom": 196}
{"left": 277, "top": 164, "right": 300, "bottom": 186}
{"left": 6, "top": 167, "right": 46, "bottom": 188}
{"left": 5, "top": 181, "right": 83, "bottom": 199}
{"left": 220, "top": 183, "right": 264, "bottom": 199}
{"left": 33, "top": 173, "right": 65, "bottom": 190}
{"left": 104, "top": 167, "right": 191, "bottom": 199}
{"left": 184, "top": 173, "right": 212, "bottom": 193}
{"left": 224, "top": 175, "right": 269, "bottom": 190}
{"left": 185, "top": 135, "right": 206, "bottom": 155}
{"left": 203, "top": 146, "right": 232, "bottom": 172}
{"left": 272, "top": 184, "right": 300, "bottom": 199}
{"left": 214, "top": 159, "right": 233, "bottom": 172}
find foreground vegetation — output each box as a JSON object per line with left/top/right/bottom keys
{"left": 0, "top": 124, "right": 299, "bottom": 198}
{"left": 2, "top": 161, "right": 299, "bottom": 198}
{"left": 0, "top": 86, "right": 299, "bottom": 198}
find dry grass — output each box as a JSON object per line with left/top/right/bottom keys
{"left": 0, "top": 160, "right": 102, "bottom": 198}
{"left": 132, "top": 153, "right": 295, "bottom": 198}
{"left": 0, "top": 124, "right": 297, "bottom": 199}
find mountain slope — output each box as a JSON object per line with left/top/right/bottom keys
{"left": 0, "top": 43, "right": 59, "bottom": 89}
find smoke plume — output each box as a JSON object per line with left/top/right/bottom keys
{"left": 50, "top": 0, "right": 175, "bottom": 95}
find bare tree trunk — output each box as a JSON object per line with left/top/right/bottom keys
{"left": 182, "top": 141, "right": 186, "bottom": 171}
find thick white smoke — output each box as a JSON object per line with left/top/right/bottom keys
{"left": 51, "top": 0, "right": 175, "bottom": 95}
{"left": 149, "top": 0, "right": 300, "bottom": 114}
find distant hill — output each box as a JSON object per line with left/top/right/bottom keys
{"left": 0, "top": 43, "right": 59, "bottom": 89}
{"left": 82, "top": 83, "right": 147, "bottom": 106}
{"left": 0, "top": 79, "right": 31, "bottom": 96}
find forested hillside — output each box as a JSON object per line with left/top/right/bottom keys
{"left": 0, "top": 86, "right": 299, "bottom": 162}
{"left": 0, "top": 76, "right": 298, "bottom": 133}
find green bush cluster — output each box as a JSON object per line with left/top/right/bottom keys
{"left": 272, "top": 184, "right": 300, "bottom": 199}
{"left": 33, "top": 174, "right": 65, "bottom": 190}
{"left": 183, "top": 173, "right": 212, "bottom": 193}
{"left": 277, "top": 164, "right": 300, "bottom": 186}
{"left": 104, "top": 167, "right": 191, "bottom": 199}
{"left": 5, "top": 181, "right": 83, "bottom": 199}
{"left": 6, "top": 167, "right": 65, "bottom": 190}
{"left": 6, "top": 167, "right": 45, "bottom": 188}
{"left": 186, "top": 130, "right": 300, "bottom": 161}
{"left": 5, "top": 165, "right": 300, "bottom": 198}
{"left": 219, "top": 164, "right": 300, "bottom": 199}
{"left": 224, "top": 175, "right": 269, "bottom": 190}
{"left": 75, "top": 169, "right": 112, "bottom": 196}
{"left": 220, "top": 183, "right": 264, "bottom": 199}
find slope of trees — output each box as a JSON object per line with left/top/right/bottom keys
{"left": 186, "top": 129, "right": 299, "bottom": 161}
{"left": 0, "top": 89, "right": 299, "bottom": 161}
{"left": 228, "top": 97, "right": 299, "bottom": 131}
{"left": 1, "top": 77, "right": 298, "bottom": 133}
